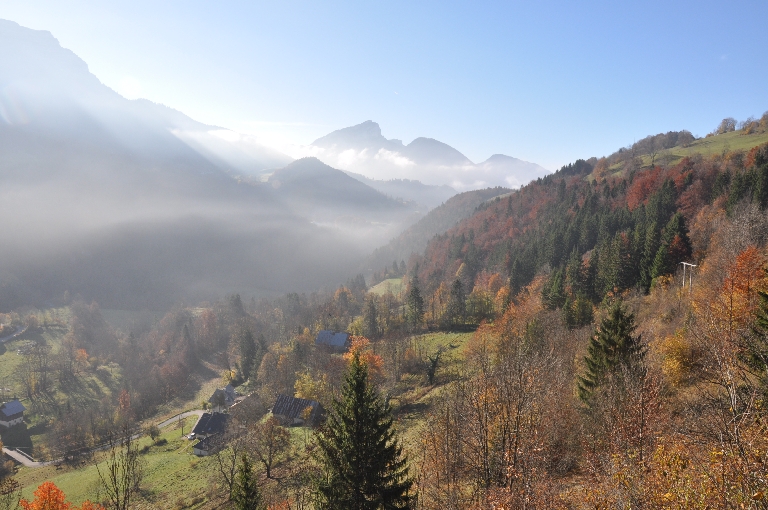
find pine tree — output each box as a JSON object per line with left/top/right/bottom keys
{"left": 405, "top": 275, "right": 424, "bottom": 330}
{"left": 748, "top": 286, "right": 768, "bottom": 395}
{"left": 314, "top": 354, "right": 412, "bottom": 509}
{"left": 364, "top": 296, "right": 379, "bottom": 339}
{"left": 446, "top": 279, "right": 466, "bottom": 328}
{"left": 238, "top": 329, "right": 257, "bottom": 382}
{"left": 578, "top": 300, "right": 644, "bottom": 403}
{"left": 231, "top": 453, "right": 262, "bottom": 510}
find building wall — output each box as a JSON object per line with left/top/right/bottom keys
{"left": 0, "top": 416, "right": 23, "bottom": 427}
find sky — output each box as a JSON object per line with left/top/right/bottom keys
{"left": 1, "top": 0, "right": 766, "bottom": 170}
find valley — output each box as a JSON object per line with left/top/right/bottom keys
{"left": 1, "top": 7, "right": 768, "bottom": 510}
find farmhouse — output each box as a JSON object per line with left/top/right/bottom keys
{"left": 315, "top": 330, "right": 350, "bottom": 352}
{"left": 190, "top": 412, "right": 230, "bottom": 439}
{"left": 271, "top": 394, "right": 324, "bottom": 427}
{"left": 192, "top": 436, "right": 216, "bottom": 456}
{"left": 0, "top": 400, "right": 25, "bottom": 427}
{"left": 208, "top": 384, "right": 237, "bottom": 413}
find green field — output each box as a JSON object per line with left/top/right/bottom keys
{"left": 14, "top": 416, "right": 314, "bottom": 509}
{"left": 14, "top": 416, "right": 215, "bottom": 509}
{"left": 368, "top": 278, "right": 404, "bottom": 297}
{"left": 608, "top": 129, "right": 768, "bottom": 174}
{"left": 389, "top": 331, "right": 474, "bottom": 453}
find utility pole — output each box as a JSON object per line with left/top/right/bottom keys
{"left": 680, "top": 262, "right": 697, "bottom": 293}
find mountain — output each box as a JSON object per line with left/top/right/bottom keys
{"left": 0, "top": 19, "right": 360, "bottom": 309}
{"left": 366, "top": 187, "right": 511, "bottom": 272}
{"left": 342, "top": 171, "right": 456, "bottom": 210}
{"left": 476, "top": 154, "right": 551, "bottom": 188}
{"left": 410, "top": 126, "right": 768, "bottom": 306}
{"left": 300, "top": 120, "right": 549, "bottom": 190}
{"left": 267, "top": 158, "right": 427, "bottom": 249}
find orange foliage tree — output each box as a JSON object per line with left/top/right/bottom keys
{"left": 342, "top": 336, "right": 384, "bottom": 384}
{"left": 20, "top": 481, "right": 104, "bottom": 510}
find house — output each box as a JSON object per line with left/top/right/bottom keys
{"left": 190, "top": 412, "right": 230, "bottom": 439}
{"left": 208, "top": 384, "right": 237, "bottom": 413}
{"left": 271, "top": 394, "right": 324, "bottom": 427}
{"left": 315, "top": 330, "right": 350, "bottom": 352}
{"left": 192, "top": 436, "right": 217, "bottom": 456}
{"left": 0, "top": 400, "right": 25, "bottom": 428}
{"left": 229, "top": 393, "right": 266, "bottom": 427}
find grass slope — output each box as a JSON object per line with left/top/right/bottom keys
{"left": 613, "top": 129, "right": 768, "bottom": 172}
{"left": 368, "top": 278, "right": 404, "bottom": 297}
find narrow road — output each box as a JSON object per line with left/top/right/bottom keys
{"left": 0, "top": 325, "right": 27, "bottom": 344}
{"left": 2, "top": 409, "right": 207, "bottom": 468}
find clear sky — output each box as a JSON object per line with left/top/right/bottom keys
{"left": 1, "top": 0, "right": 766, "bottom": 170}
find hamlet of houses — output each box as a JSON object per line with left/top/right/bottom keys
{"left": 190, "top": 383, "right": 325, "bottom": 456}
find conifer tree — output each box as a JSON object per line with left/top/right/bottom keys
{"left": 578, "top": 300, "right": 644, "bottom": 403}
{"left": 364, "top": 296, "right": 379, "bottom": 339}
{"left": 238, "top": 329, "right": 257, "bottom": 382}
{"left": 314, "top": 354, "right": 412, "bottom": 509}
{"left": 231, "top": 453, "right": 262, "bottom": 510}
{"left": 446, "top": 279, "right": 466, "bottom": 328}
{"left": 405, "top": 275, "right": 424, "bottom": 329}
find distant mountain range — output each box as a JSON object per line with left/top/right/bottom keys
{"left": 0, "top": 20, "right": 367, "bottom": 308}
{"left": 298, "top": 120, "right": 550, "bottom": 190}
{"left": 0, "top": 18, "right": 551, "bottom": 309}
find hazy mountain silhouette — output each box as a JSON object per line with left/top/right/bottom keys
{"left": 365, "top": 187, "right": 512, "bottom": 271}
{"left": 267, "top": 157, "right": 425, "bottom": 248}
{"left": 342, "top": 171, "right": 456, "bottom": 210}
{"left": 303, "top": 120, "right": 549, "bottom": 190}
{"left": 0, "top": 19, "right": 361, "bottom": 309}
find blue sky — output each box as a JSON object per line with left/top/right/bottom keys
{"left": 1, "top": 0, "right": 766, "bottom": 170}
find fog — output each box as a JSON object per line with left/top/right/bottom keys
{"left": 0, "top": 20, "right": 380, "bottom": 310}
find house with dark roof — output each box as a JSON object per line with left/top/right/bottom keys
{"left": 0, "top": 400, "right": 25, "bottom": 427}
{"left": 271, "top": 394, "right": 324, "bottom": 427}
{"left": 208, "top": 384, "right": 238, "bottom": 413}
{"left": 191, "top": 412, "right": 230, "bottom": 439}
{"left": 315, "top": 330, "right": 350, "bottom": 352}
{"left": 192, "top": 436, "right": 218, "bottom": 456}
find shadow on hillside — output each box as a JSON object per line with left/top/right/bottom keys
{"left": 170, "top": 361, "right": 220, "bottom": 404}
{"left": 58, "top": 374, "right": 106, "bottom": 408}
{"left": 1, "top": 423, "right": 33, "bottom": 455}
{"left": 395, "top": 402, "right": 428, "bottom": 417}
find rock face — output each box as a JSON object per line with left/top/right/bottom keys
{"left": 302, "top": 120, "right": 550, "bottom": 190}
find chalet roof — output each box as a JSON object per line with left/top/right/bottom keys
{"left": 193, "top": 436, "right": 215, "bottom": 452}
{"left": 0, "top": 400, "right": 25, "bottom": 417}
{"left": 315, "top": 330, "right": 350, "bottom": 348}
{"left": 209, "top": 388, "right": 235, "bottom": 406}
{"left": 191, "top": 413, "right": 230, "bottom": 436}
{"left": 224, "top": 384, "right": 237, "bottom": 401}
{"left": 271, "top": 394, "right": 324, "bottom": 425}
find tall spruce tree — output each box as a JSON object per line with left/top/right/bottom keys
{"left": 364, "top": 295, "right": 379, "bottom": 339}
{"left": 405, "top": 275, "right": 425, "bottom": 330}
{"left": 231, "top": 453, "right": 262, "bottom": 510}
{"left": 578, "top": 300, "right": 644, "bottom": 403}
{"left": 238, "top": 329, "right": 257, "bottom": 382}
{"left": 748, "top": 286, "right": 768, "bottom": 396}
{"left": 314, "top": 354, "right": 412, "bottom": 509}
{"left": 446, "top": 278, "right": 466, "bottom": 328}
